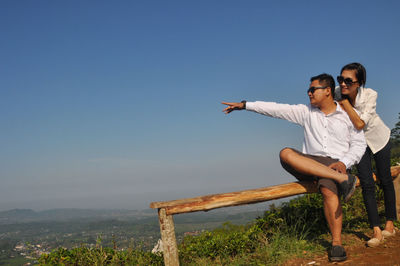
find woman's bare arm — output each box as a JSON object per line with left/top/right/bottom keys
{"left": 338, "top": 99, "right": 365, "bottom": 130}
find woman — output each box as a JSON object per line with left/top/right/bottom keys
{"left": 335, "top": 62, "right": 396, "bottom": 247}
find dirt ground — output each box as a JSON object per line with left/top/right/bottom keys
{"left": 285, "top": 229, "right": 400, "bottom": 265}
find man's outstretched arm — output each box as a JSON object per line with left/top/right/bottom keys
{"left": 222, "top": 100, "right": 308, "bottom": 127}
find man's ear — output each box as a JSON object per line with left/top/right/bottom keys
{"left": 326, "top": 87, "right": 333, "bottom": 97}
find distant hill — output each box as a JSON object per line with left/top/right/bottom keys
{"left": 0, "top": 208, "right": 157, "bottom": 225}
{"left": 0, "top": 204, "right": 267, "bottom": 225}
{"left": 0, "top": 209, "right": 37, "bottom": 222}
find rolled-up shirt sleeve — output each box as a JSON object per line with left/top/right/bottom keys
{"left": 359, "top": 90, "right": 377, "bottom": 126}
{"left": 340, "top": 127, "right": 367, "bottom": 168}
{"left": 246, "top": 101, "right": 308, "bottom": 126}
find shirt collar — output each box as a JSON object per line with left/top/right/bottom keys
{"left": 333, "top": 101, "right": 345, "bottom": 114}
{"left": 311, "top": 101, "right": 343, "bottom": 116}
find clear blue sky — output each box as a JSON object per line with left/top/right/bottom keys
{"left": 1, "top": 0, "right": 399, "bottom": 211}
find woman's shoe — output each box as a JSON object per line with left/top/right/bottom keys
{"left": 382, "top": 229, "right": 396, "bottom": 238}
{"left": 367, "top": 236, "right": 384, "bottom": 247}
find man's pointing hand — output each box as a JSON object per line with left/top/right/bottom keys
{"left": 222, "top": 101, "right": 245, "bottom": 114}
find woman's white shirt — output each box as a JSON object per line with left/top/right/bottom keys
{"left": 334, "top": 86, "right": 390, "bottom": 154}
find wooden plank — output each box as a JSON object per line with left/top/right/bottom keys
{"left": 158, "top": 208, "right": 179, "bottom": 266}
{"left": 165, "top": 181, "right": 318, "bottom": 215}
{"left": 150, "top": 181, "right": 316, "bottom": 210}
{"left": 150, "top": 166, "right": 400, "bottom": 215}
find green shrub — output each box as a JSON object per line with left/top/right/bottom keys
{"left": 255, "top": 193, "right": 327, "bottom": 238}
{"left": 179, "top": 222, "right": 261, "bottom": 262}
{"left": 38, "top": 246, "right": 163, "bottom": 265}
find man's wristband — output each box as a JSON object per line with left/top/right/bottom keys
{"left": 241, "top": 100, "right": 247, "bottom": 109}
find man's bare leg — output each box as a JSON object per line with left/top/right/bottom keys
{"left": 321, "top": 186, "right": 342, "bottom": 246}
{"left": 280, "top": 148, "right": 348, "bottom": 183}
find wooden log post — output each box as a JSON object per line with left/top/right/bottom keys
{"left": 158, "top": 208, "right": 179, "bottom": 266}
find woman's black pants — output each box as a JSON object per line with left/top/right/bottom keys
{"left": 357, "top": 141, "right": 396, "bottom": 227}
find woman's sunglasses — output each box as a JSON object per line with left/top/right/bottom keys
{"left": 337, "top": 76, "right": 358, "bottom": 86}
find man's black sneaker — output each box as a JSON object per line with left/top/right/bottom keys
{"left": 340, "top": 174, "right": 357, "bottom": 202}
{"left": 328, "top": 245, "right": 347, "bottom": 262}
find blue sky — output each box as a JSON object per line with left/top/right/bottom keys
{"left": 1, "top": 0, "right": 399, "bottom": 211}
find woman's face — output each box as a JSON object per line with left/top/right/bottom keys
{"left": 339, "top": 69, "right": 359, "bottom": 96}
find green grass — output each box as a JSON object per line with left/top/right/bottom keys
{"left": 0, "top": 254, "right": 33, "bottom": 266}
{"left": 38, "top": 245, "right": 164, "bottom": 265}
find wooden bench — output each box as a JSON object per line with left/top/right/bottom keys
{"left": 150, "top": 166, "right": 400, "bottom": 266}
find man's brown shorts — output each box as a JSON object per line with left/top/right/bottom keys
{"left": 280, "top": 148, "right": 340, "bottom": 195}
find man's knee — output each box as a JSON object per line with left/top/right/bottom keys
{"left": 279, "top": 147, "right": 295, "bottom": 162}
{"left": 321, "top": 185, "right": 342, "bottom": 219}
{"left": 320, "top": 185, "right": 338, "bottom": 199}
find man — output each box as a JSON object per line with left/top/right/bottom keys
{"left": 222, "top": 73, "right": 366, "bottom": 262}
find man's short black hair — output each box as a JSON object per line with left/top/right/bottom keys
{"left": 310, "top": 73, "right": 335, "bottom": 96}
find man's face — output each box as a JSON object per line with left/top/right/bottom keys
{"left": 308, "top": 80, "right": 329, "bottom": 107}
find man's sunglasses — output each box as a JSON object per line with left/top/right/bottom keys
{"left": 337, "top": 76, "right": 358, "bottom": 86}
{"left": 307, "top": 86, "right": 328, "bottom": 94}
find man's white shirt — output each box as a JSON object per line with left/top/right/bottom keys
{"left": 246, "top": 101, "right": 367, "bottom": 169}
